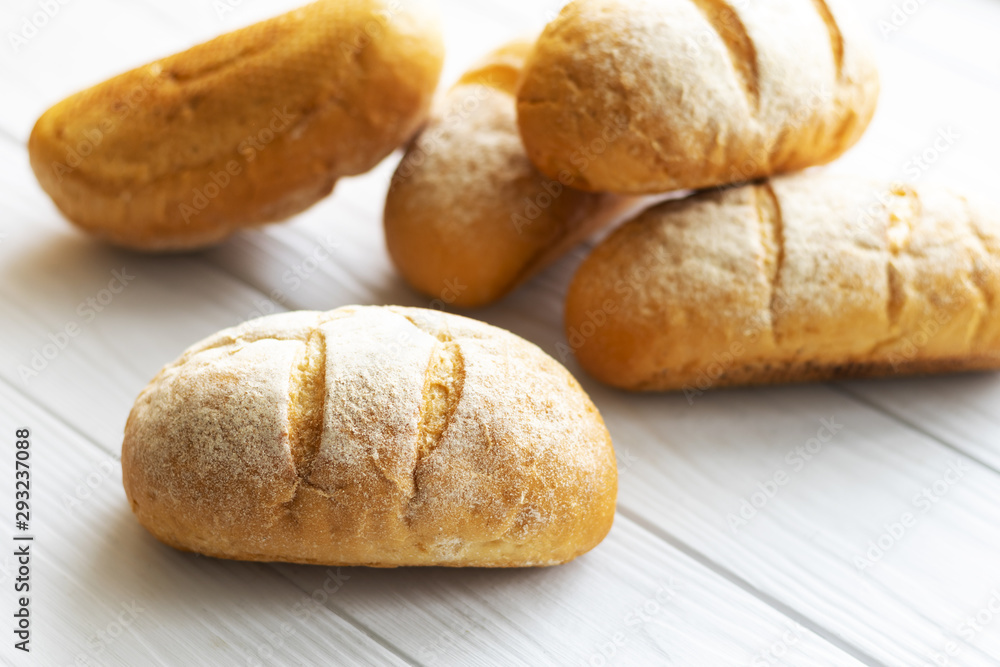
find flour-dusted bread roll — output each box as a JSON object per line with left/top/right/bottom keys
{"left": 565, "top": 173, "right": 1000, "bottom": 392}
{"left": 517, "top": 0, "right": 879, "bottom": 194}
{"left": 29, "top": 0, "right": 444, "bottom": 251}
{"left": 384, "top": 39, "right": 632, "bottom": 308}
{"left": 122, "top": 306, "right": 617, "bottom": 567}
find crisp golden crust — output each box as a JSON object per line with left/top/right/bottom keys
{"left": 122, "top": 306, "right": 617, "bottom": 567}
{"left": 516, "top": 0, "right": 879, "bottom": 194}
{"left": 384, "top": 38, "right": 631, "bottom": 308}
{"left": 565, "top": 173, "right": 1000, "bottom": 391}
{"left": 29, "top": 0, "right": 444, "bottom": 251}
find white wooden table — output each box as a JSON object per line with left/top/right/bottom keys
{"left": 1, "top": 1, "right": 999, "bottom": 665}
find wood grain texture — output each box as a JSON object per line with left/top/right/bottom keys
{"left": 2, "top": 0, "right": 1000, "bottom": 665}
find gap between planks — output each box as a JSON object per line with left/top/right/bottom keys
{"left": 616, "top": 506, "right": 887, "bottom": 667}
{"left": 830, "top": 382, "right": 1000, "bottom": 478}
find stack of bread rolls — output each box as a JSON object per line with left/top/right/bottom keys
{"left": 387, "top": 0, "right": 1000, "bottom": 390}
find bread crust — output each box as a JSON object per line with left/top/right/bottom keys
{"left": 122, "top": 306, "right": 617, "bottom": 567}
{"left": 566, "top": 173, "right": 1000, "bottom": 391}
{"left": 29, "top": 0, "right": 444, "bottom": 251}
{"left": 517, "top": 0, "right": 879, "bottom": 194}
{"left": 384, "top": 39, "right": 632, "bottom": 308}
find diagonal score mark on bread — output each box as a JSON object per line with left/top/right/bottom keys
{"left": 810, "top": 0, "right": 845, "bottom": 79}
{"left": 401, "top": 315, "right": 466, "bottom": 524}
{"left": 689, "top": 0, "right": 760, "bottom": 111}
{"left": 755, "top": 182, "right": 785, "bottom": 345}
{"left": 287, "top": 328, "right": 328, "bottom": 491}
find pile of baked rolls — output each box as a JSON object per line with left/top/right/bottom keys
{"left": 26, "top": 0, "right": 1000, "bottom": 568}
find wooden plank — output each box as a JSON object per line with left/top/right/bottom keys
{"left": 276, "top": 516, "right": 867, "bottom": 667}
{"left": 592, "top": 383, "right": 1000, "bottom": 667}
{"left": 837, "top": 376, "right": 1000, "bottom": 472}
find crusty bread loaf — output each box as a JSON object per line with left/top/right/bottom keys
{"left": 29, "top": 0, "right": 444, "bottom": 251}
{"left": 517, "top": 0, "right": 879, "bottom": 194}
{"left": 565, "top": 173, "right": 1000, "bottom": 392}
{"left": 384, "top": 39, "right": 633, "bottom": 308}
{"left": 122, "top": 306, "right": 617, "bottom": 567}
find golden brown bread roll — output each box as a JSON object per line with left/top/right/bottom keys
{"left": 517, "top": 0, "right": 879, "bottom": 194}
{"left": 384, "top": 38, "right": 633, "bottom": 308}
{"left": 122, "top": 306, "right": 617, "bottom": 567}
{"left": 29, "top": 0, "right": 444, "bottom": 251}
{"left": 565, "top": 173, "right": 1000, "bottom": 392}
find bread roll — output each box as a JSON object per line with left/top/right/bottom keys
{"left": 565, "top": 173, "right": 1000, "bottom": 392}
{"left": 517, "top": 0, "right": 879, "bottom": 194}
{"left": 122, "top": 306, "right": 617, "bottom": 567}
{"left": 384, "top": 39, "right": 633, "bottom": 308}
{"left": 29, "top": 0, "right": 444, "bottom": 251}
